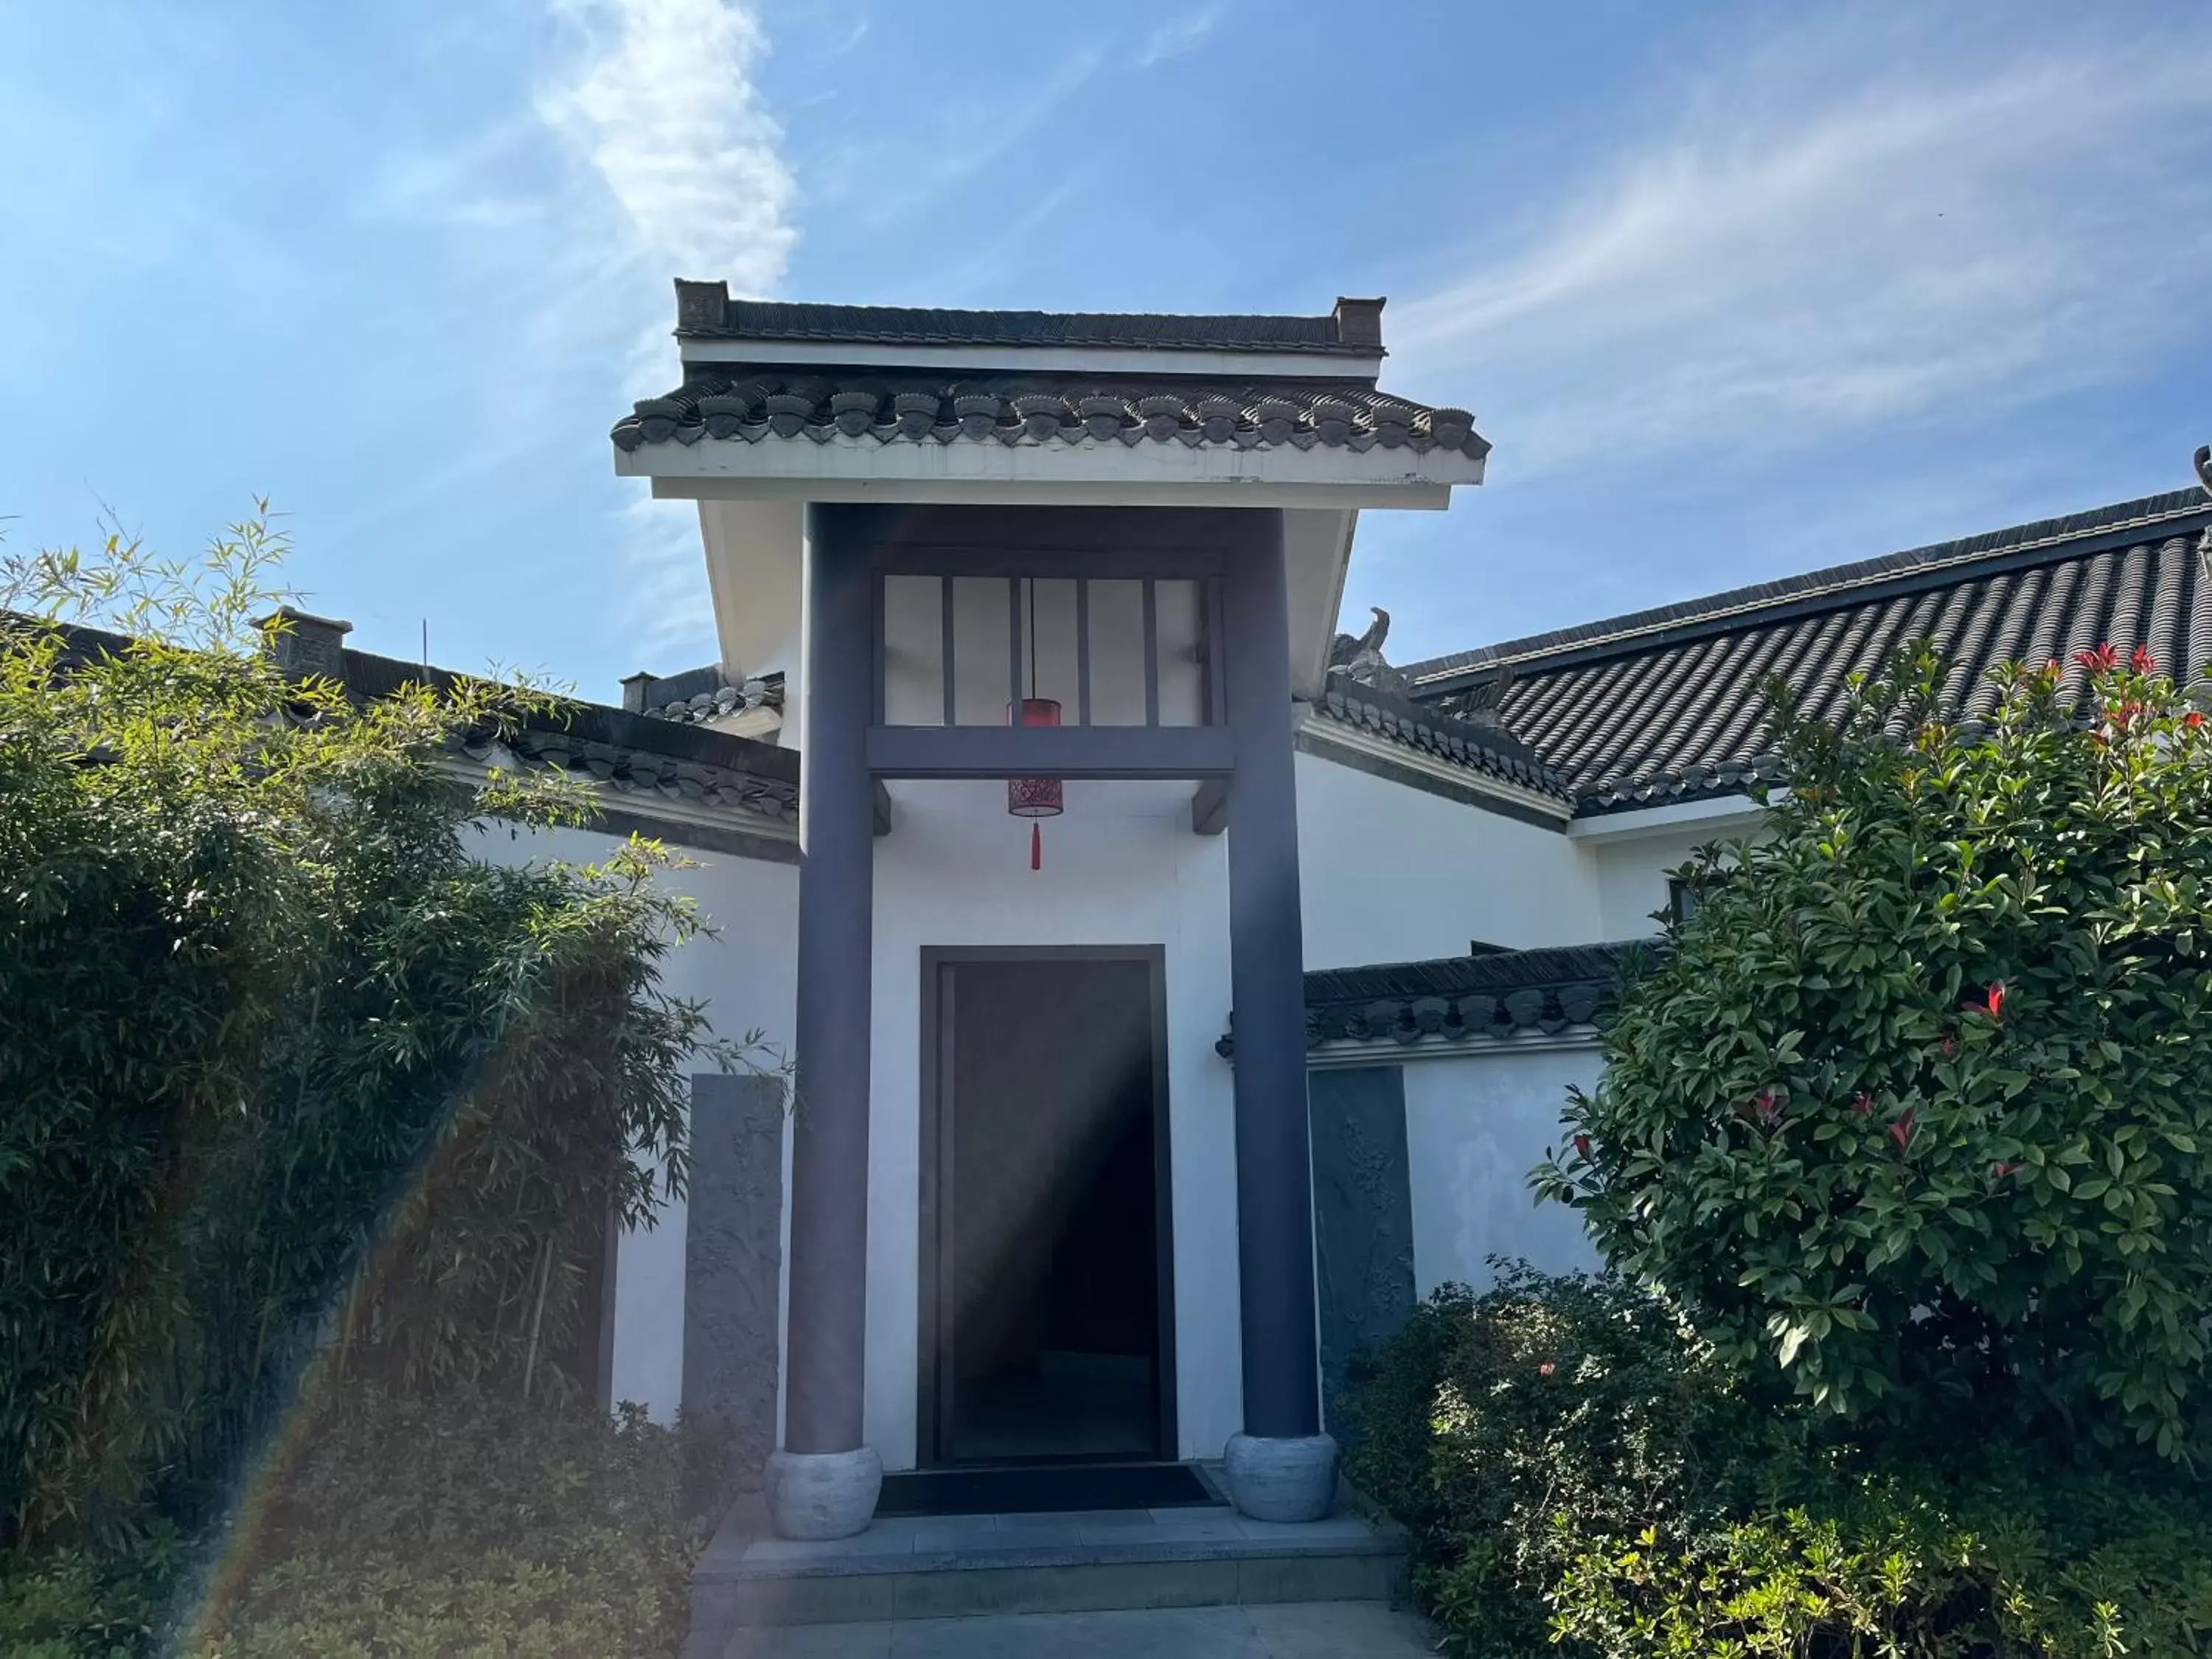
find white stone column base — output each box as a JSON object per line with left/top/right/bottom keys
{"left": 1222, "top": 1432, "right": 1339, "bottom": 1523}
{"left": 765, "top": 1446, "right": 883, "bottom": 1540}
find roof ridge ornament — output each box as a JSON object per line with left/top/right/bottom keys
{"left": 1453, "top": 660, "right": 1517, "bottom": 730}
{"left": 2197, "top": 447, "right": 2212, "bottom": 567}
{"left": 1328, "top": 607, "right": 1411, "bottom": 695}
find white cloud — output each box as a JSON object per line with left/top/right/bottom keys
{"left": 1136, "top": 4, "right": 1226, "bottom": 69}
{"left": 358, "top": 114, "right": 549, "bottom": 232}
{"left": 538, "top": 0, "right": 795, "bottom": 293}
{"left": 532, "top": 0, "right": 799, "bottom": 663}
{"left": 338, "top": 0, "right": 795, "bottom": 673}
{"left": 1391, "top": 27, "right": 2212, "bottom": 482}
{"left": 809, "top": 44, "right": 1105, "bottom": 233}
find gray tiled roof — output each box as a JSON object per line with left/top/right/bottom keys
{"left": 610, "top": 370, "right": 1487, "bottom": 460}
{"left": 1302, "top": 942, "right": 1645, "bottom": 1048}
{"left": 1409, "top": 488, "right": 2212, "bottom": 814}
{"left": 21, "top": 621, "right": 802, "bottom": 846}
{"left": 1309, "top": 672, "right": 1568, "bottom": 801}
{"left": 469, "top": 726, "right": 795, "bottom": 825}
{"left": 342, "top": 649, "right": 800, "bottom": 833}
{"left": 1217, "top": 941, "right": 1646, "bottom": 1057}
{"left": 622, "top": 662, "right": 786, "bottom": 727}
{"left": 676, "top": 296, "right": 1377, "bottom": 356}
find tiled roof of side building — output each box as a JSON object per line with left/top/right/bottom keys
{"left": 619, "top": 662, "right": 785, "bottom": 727}
{"left": 671, "top": 291, "right": 1385, "bottom": 355}
{"left": 1308, "top": 672, "right": 1570, "bottom": 802}
{"left": 1405, "top": 487, "right": 2212, "bottom": 815}
{"left": 343, "top": 649, "right": 801, "bottom": 832}
{"left": 24, "top": 616, "right": 804, "bottom": 851}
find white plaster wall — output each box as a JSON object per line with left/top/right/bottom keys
{"left": 1585, "top": 811, "right": 1770, "bottom": 941}
{"left": 468, "top": 820, "right": 800, "bottom": 1421}
{"left": 1399, "top": 1048, "right": 1603, "bottom": 1297}
{"left": 866, "top": 779, "right": 1241, "bottom": 1470}
{"left": 700, "top": 498, "right": 804, "bottom": 686}
{"left": 1590, "top": 827, "right": 1711, "bottom": 941}
{"left": 1294, "top": 750, "right": 1605, "bottom": 967}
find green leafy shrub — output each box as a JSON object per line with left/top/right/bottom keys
{"left": 0, "top": 512, "right": 739, "bottom": 1551}
{"left": 0, "top": 1525, "right": 185, "bottom": 1658}
{"left": 189, "top": 1385, "right": 715, "bottom": 1659}
{"left": 0, "top": 1385, "right": 718, "bottom": 1659}
{"left": 1345, "top": 1267, "right": 2212, "bottom": 1658}
{"left": 1538, "top": 643, "right": 2212, "bottom": 1455}
{"left": 1343, "top": 1267, "right": 1772, "bottom": 1655}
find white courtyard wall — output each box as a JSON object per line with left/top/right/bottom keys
{"left": 1293, "top": 751, "right": 1604, "bottom": 965}
{"left": 1585, "top": 810, "right": 1768, "bottom": 941}
{"left": 1590, "top": 826, "right": 1710, "bottom": 941}
{"left": 467, "top": 820, "right": 800, "bottom": 1422}
{"left": 1398, "top": 1048, "right": 1604, "bottom": 1296}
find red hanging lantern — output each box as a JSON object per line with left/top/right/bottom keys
{"left": 1008, "top": 696, "right": 1063, "bottom": 870}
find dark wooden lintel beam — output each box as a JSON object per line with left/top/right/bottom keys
{"left": 1191, "top": 777, "right": 1229, "bottom": 835}
{"left": 866, "top": 723, "right": 1234, "bottom": 780}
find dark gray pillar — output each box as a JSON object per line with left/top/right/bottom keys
{"left": 1222, "top": 509, "right": 1323, "bottom": 1441}
{"left": 785, "top": 504, "right": 874, "bottom": 1455}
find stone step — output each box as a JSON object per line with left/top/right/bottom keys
{"left": 688, "top": 1500, "right": 1409, "bottom": 1640}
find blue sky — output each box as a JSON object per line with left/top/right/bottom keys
{"left": 4, "top": 1, "right": 2208, "bottom": 693}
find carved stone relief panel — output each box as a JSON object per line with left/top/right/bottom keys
{"left": 1307, "top": 1066, "right": 1417, "bottom": 1436}
{"left": 682, "top": 1072, "right": 786, "bottom": 1490}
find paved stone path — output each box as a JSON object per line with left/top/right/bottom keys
{"left": 717, "top": 1601, "right": 1440, "bottom": 1656}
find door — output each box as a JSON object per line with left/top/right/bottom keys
{"left": 919, "top": 947, "right": 1176, "bottom": 1466}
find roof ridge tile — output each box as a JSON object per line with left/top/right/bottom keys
{"left": 675, "top": 295, "right": 1377, "bottom": 355}
{"left": 1409, "top": 487, "right": 2212, "bottom": 684}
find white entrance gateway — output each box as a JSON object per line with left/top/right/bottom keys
{"left": 611, "top": 288, "right": 1486, "bottom": 1538}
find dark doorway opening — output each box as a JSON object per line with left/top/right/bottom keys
{"left": 920, "top": 948, "right": 1174, "bottom": 1467}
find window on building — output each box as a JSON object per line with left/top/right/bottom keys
{"left": 1667, "top": 877, "right": 1703, "bottom": 928}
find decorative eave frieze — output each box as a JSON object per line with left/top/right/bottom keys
{"left": 1304, "top": 1028, "right": 1602, "bottom": 1069}
{"left": 438, "top": 724, "right": 801, "bottom": 862}
{"left": 1222, "top": 941, "right": 1646, "bottom": 1068}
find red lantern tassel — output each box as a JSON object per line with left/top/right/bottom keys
{"left": 1031, "top": 821, "right": 1042, "bottom": 871}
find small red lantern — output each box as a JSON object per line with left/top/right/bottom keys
{"left": 1008, "top": 697, "right": 1063, "bottom": 869}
